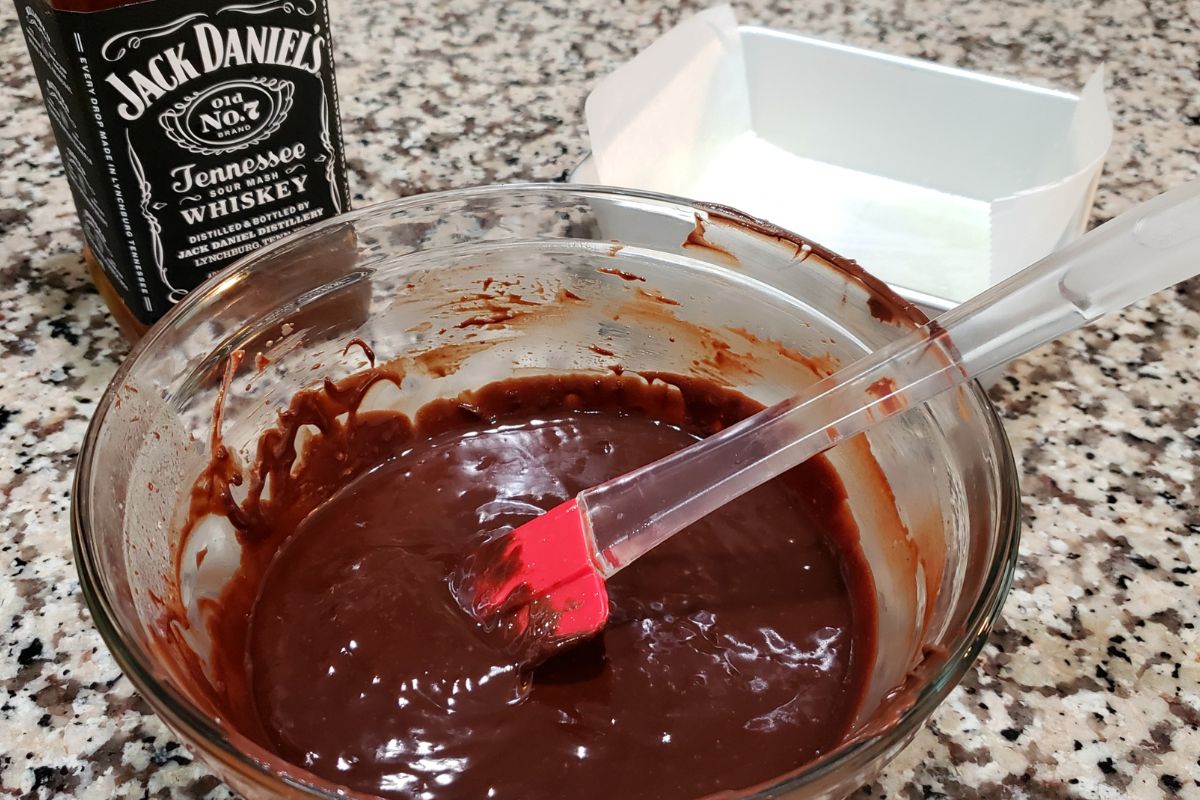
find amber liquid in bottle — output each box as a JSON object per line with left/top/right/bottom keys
{"left": 82, "top": 248, "right": 144, "bottom": 341}
{"left": 19, "top": 0, "right": 352, "bottom": 340}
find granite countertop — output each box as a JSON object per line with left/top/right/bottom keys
{"left": 1, "top": 0, "right": 1198, "bottom": 797}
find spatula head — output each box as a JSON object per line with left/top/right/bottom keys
{"left": 456, "top": 500, "right": 611, "bottom": 664}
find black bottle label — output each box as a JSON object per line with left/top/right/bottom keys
{"left": 15, "top": 0, "right": 351, "bottom": 324}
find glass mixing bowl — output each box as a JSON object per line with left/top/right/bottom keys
{"left": 72, "top": 185, "right": 1020, "bottom": 799}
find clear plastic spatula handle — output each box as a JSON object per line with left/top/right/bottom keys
{"left": 580, "top": 179, "right": 1200, "bottom": 575}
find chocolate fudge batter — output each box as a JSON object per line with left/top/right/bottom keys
{"left": 183, "top": 366, "right": 877, "bottom": 800}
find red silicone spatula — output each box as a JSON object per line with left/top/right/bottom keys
{"left": 460, "top": 179, "right": 1200, "bottom": 661}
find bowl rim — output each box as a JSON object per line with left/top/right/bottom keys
{"left": 71, "top": 182, "right": 1021, "bottom": 799}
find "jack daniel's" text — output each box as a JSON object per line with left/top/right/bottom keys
{"left": 105, "top": 22, "right": 324, "bottom": 121}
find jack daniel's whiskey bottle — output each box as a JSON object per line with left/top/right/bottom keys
{"left": 15, "top": 0, "right": 351, "bottom": 339}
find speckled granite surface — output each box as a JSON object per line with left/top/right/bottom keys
{"left": 1, "top": 0, "right": 1198, "bottom": 797}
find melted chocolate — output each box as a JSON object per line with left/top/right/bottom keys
{"left": 184, "top": 369, "right": 877, "bottom": 800}
{"left": 696, "top": 203, "right": 927, "bottom": 329}
{"left": 682, "top": 214, "right": 740, "bottom": 267}
{"left": 596, "top": 266, "right": 646, "bottom": 282}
